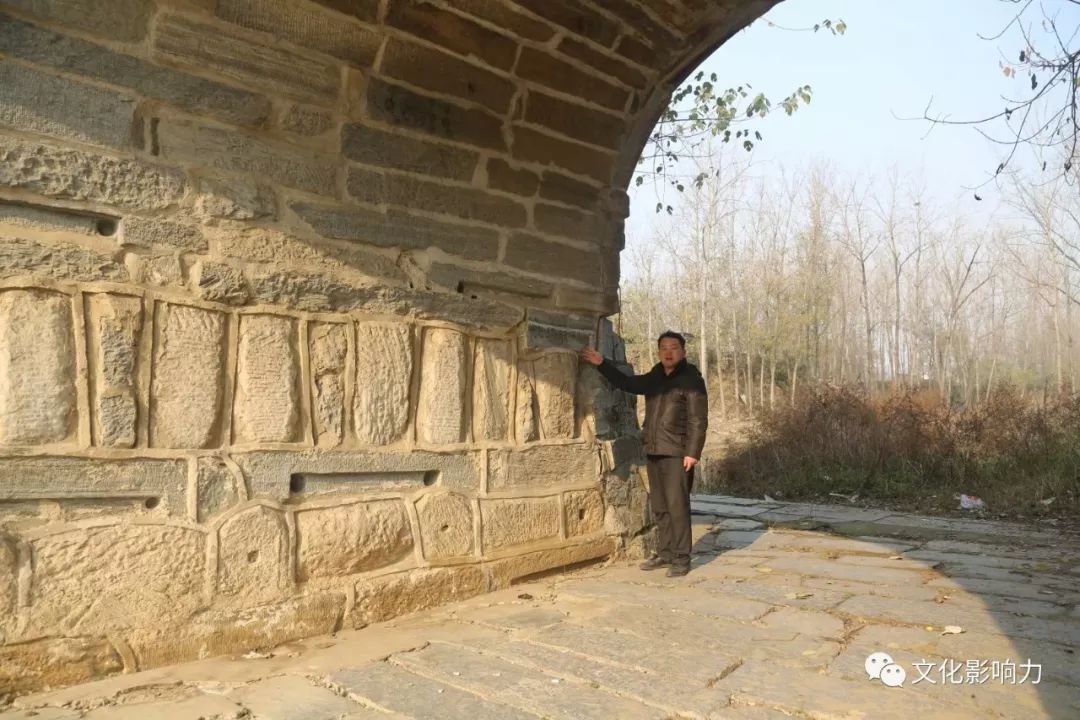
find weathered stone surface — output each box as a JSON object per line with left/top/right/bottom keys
{"left": 472, "top": 338, "right": 512, "bottom": 441}
{"left": 537, "top": 170, "right": 604, "bottom": 210}
{"left": 481, "top": 496, "right": 560, "bottom": 550}
{"left": 281, "top": 104, "right": 334, "bottom": 136}
{"left": 130, "top": 593, "right": 343, "bottom": 670}
{"left": 535, "top": 202, "right": 609, "bottom": 241}
{"left": 0, "top": 290, "right": 75, "bottom": 446}
{"left": 150, "top": 303, "right": 226, "bottom": 449}
{"left": 197, "top": 457, "right": 242, "bottom": 523}
{"left": 126, "top": 252, "right": 182, "bottom": 288}
{"left": 0, "top": 534, "right": 16, "bottom": 625}
{"left": 0, "top": 200, "right": 102, "bottom": 235}
{"left": 310, "top": 322, "right": 348, "bottom": 447}
{"left": 379, "top": 38, "right": 516, "bottom": 113}
{"left": 354, "top": 324, "right": 412, "bottom": 446}
{"left": 603, "top": 467, "right": 649, "bottom": 537}
{"left": 511, "top": 0, "right": 619, "bottom": 46}
{"left": 601, "top": 436, "right": 643, "bottom": 471}
{"left": 521, "top": 310, "right": 595, "bottom": 351}
{"left": 0, "top": 13, "right": 271, "bottom": 127}
{"left": 296, "top": 500, "right": 413, "bottom": 580}
{"left": 416, "top": 492, "right": 474, "bottom": 559}
{"left": 120, "top": 216, "right": 207, "bottom": 252}
{"left": 0, "top": 138, "right": 185, "bottom": 210}
{"left": 27, "top": 524, "right": 206, "bottom": 635}
{"left": 234, "top": 315, "right": 301, "bottom": 444}
{"left": 525, "top": 91, "right": 625, "bottom": 152}
{"left": 511, "top": 126, "right": 613, "bottom": 184}
{"left": 386, "top": 2, "right": 517, "bottom": 71}
{"left": 196, "top": 176, "right": 275, "bottom": 220}
{"left": 516, "top": 48, "right": 629, "bottom": 112}
{"left": 515, "top": 360, "right": 538, "bottom": 443}
{"left": 348, "top": 566, "right": 487, "bottom": 627}
{"left": 293, "top": 201, "right": 501, "bottom": 262}
{"left": 428, "top": 263, "right": 553, "bottom": 301}
{"left": 447, "top": 0, "right": 556, "bottom": 43}
{"left": 0, "top": 637, "right": 123, "bottom": 697}
{"left": 343, "top": 123, "right": 479, "bottom": 181}
{"left": 158, "top": 118, "right": 336, "bottom": 196}
{"left": 533, "top": 352, "right": 577, "bottom": 439}
{"left": 488, "top": 444, "right": 600, "bottom": 491}
{"left": 310, "top": 0, "right": 378, "bottom": 23}
{"left": 228, "top": 675, "right": 381, "bottom": 720}
{"left": 348, "top": 166, "right": 527, "bottom": 229}
{"left": 0, "top": 61, "right": 135, "bottom": 150}
{"left": 0, "top": 234, "right": 128, "bottom": 287}
{"left": 366, "top": 78, "right": 506, "bottom": 152}
{"left": 217, "top": 505, "right": 289, "bottom": 604}
{"left": 484, "top": 536, "right": 614, "bottom": 587}
{"left": 216, "top": 0, "right": 381, "bottom": 68}
{"left": 191, "top": 261, "right": 249, "bottom": 306}
{"left": 417, "top": 328, "right": 466, "bottom": 445}
{"left": 154, "top": 13, "right": 340, "bottom": 104}
{"left": 564, "top": 489, "right": 604, "bottom": 536}
{"left": 85, "top": 294, "right": 141, "bottom": 448}
{"left": 3, "top": 0, "right": 152, "bottom": 42}
{"left": 486, "top": 158, "right": 540, "bottom": 197}
{"left": 557, "top": 36, "right": 648, "bottom": 88}
{"left": 504, "top": 233, "right": 604, "bottom": 284}
{"left": 236, "top": 449, "right": 480, "bottom": 499}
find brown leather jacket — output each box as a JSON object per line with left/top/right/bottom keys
{"left": 597, "top": 358, "right": 708, "bottom": 459}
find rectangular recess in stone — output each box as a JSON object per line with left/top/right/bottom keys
{"left": 472, "top": 338, "right": 512, "bottom": 441}
{"left": 157, "top": 118, "right": 336, "bottom": 197}
{"left": 216, "top": 0, "right": 381, "bottom": 68}
{"left": 0, "top": 289, "right": 75, "bottom": 446}
{"left": 288, "top": 470, "right": 437, "bottom": 495}
{"left": 481, "top": 496, "right": 560, "bottom": 550}
{"left": 0, "top": 61, "right": 136, "bottom": 151}
{"left": 0, "top": 200, "right": 113, "bottom": 236}
{"left": 416, "top": 328, "right": 467, "bottom": 445}
{"left": 154, "top": 13, "right": 340, "bottom": 104}
{"left": 0, "top": 456, "right": 187, "bottom": 516}
{"left": 85, "top": 293, "right": 142, "bottom": 448}
{"left": 150, "top": 303, "right": 227, "bottom": 449}
{"left": 233, "top": 314, "right": 302, "bottom": 444}
{"left": 353, "top": 323, "right": 413, "bottom": 446}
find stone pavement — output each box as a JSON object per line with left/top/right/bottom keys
{"left": 3, "top": 496, "right": 1079, "bottom": 720}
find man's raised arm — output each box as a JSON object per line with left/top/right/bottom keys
{"left": 579, "top": 347, "right": 654, "bottom": 395}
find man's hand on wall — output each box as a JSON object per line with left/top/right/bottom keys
{"left": 579, "top": 347, "right": 603, "bottom": 366}
{"left": 683, "top": 456, "right": 698, "bottom": 472}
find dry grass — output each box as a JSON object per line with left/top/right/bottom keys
{"left": 698, "top": 385, "right": 1080, "bottom": 519}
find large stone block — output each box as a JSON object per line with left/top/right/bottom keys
{"left": 0, "top": 456, "right": 187, "bottom": 516}
{"left": 216, "top": 505, "right": 290, "bottom": 604}
{"left": 484, "top": 536, "right": 615, "bottom": 588}
{"left": 130, "top": 593, "right": 343, "bottom": 670}
{"left": 557, "top": 36, "right": 648, "bottom": 88}
{"left": 158, "top": 118, "right": 336, "bottom": 197}
{"left": 85, "top": 293, "right": 142, "bottom": 448}
{"left": 197, "top": 457, "right": 243, "bottom": 523}
{"left": 516, "top": 48, "right": 629, "bottom": 112}
{"left": 386, "top": 2, "right": 517, "bottom": 71}
{"left": 347, "top": 166, "right": 527, "bottom": 229}
{"left": 26, "top": 524, "right": 206, "bottom": 635}
{"left": 150, "top": 303, "right": 227, "bottom": 449}
{"left": 235, "top": 448, "right": 481, "bottom": 499}
{"left": 0, "top": 137, "right": 185, "bottom": 210}
{"left": 524, "top": 91, "right": 625, "bottom": 152}
{"left": 532, "top": 352, "right": 577, "bottom": 439}
{"left": 196, "top": 176, "right": 275, "bottom": 220}
{"left": 295, "top": 500, "right": 414, "bottom": 580}
{"left": 564, "top": 489, "right": 604, "bottom": 536}
{"left": 486, "top": 158, "right": 540, "bottom": 197}
{"left": 481, "top": 497, "right": 560, "bottom": 551}
{"left": 504, "top": 233, "right": 604, "bottom": 285}
{"left": 310, "top": 322, "right": 349, "bottom": 447}
{"left": 537, "top": 170, "right": 603, "bottom": 210}
{"left": 310, "top": 0, "right": 378, "bottom": 22}
{"left": 415, "top": 492, "right": 474, "bottom": 560}
{"left": 488, "top": 443, "right": 601, "bottom": 491}
{"left": 510, "top": 0, "right": 619, "bottom": 46}
{"left": 349, "top": 566, "right": 486, "bottom": 627}
{"left": 0, "top": 637, "right": 123, "bottom": 697}
{"left": 233, "top": 315, "right": 301, "bottom": 444}
{"left": 0, "top": 534, "right": 16, "bottom": 625}
{"left": 447, "top": 0, "right": 555, "bottom": 42}
{"left": 353, "top": 323, "right": 413, "bottom": 446}
{"left": 342, "top": 123, "right": 479, "bottom": 181}
{"left": 520, "top": 309, "right": 594, "bottom": 351}
{"left": 427, "top": 262, "right": 554, "bottom": 300}
{"left": 154, "top": 13, "right": 340, "bottom": 104}
{"left": 471, "top": 338, "right": 512, "bottom": 441}
{"left": 379, "top": 37, "right": 515, "bottom": 113}
{"left": 3, "top": 0, "right": 152, "bottom": 42}
{"left": 0, "top": 13, "right": 271, "bottom": 127}
{"left": 416, "top": 328, "right": 466, "bottom": 445}
{"left": 366, "top": 78, "right": 505, "bottom": 152}
{"left": 0, "top": 61, "right": 135, "bottom": 150}
{"left": 0, "top": 290, "right": 75, "bottom": 446}
{"left": 120, "top": 216, "right": 207, "bottom": 253}
{"left": 292, "top": 201, "right": 501, "bottom": 262}
{"left": 511, "top": 126, "right": 613, "bottom": 184}
{"left": 281, "top": 103, "right": 334, "bottom": 136}
{"left": 515, "top": 359, "right": 538, "bottom": 444}
{"left": 216, "top": 0, "right": 381, "bottom": 68}
{"left": 191, "top": 261, "right": 249, "bottom": 306}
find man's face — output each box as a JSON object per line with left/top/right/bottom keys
{"left": 658, "top": 337, "right": 685, "bottom": 370}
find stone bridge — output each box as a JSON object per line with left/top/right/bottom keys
{"left": 0, "top": 0, "right": 781, "bottom": 694}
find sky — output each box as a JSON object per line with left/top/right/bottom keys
{"left": 625, "top": 0, "right": 1078, "bottom": 259}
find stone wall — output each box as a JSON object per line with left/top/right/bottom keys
{"left": 0, "top": 0, "right": 772, "bottom": 694}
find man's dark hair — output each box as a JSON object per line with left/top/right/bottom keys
{"left": 657, "top": 331, "right": 686, "bottom": 348}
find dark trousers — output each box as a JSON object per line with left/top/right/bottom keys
{"left": 646, "top": 454, "right": 693, "bottom": 567}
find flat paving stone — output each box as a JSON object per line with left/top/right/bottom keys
{"left": 691, "top": 502, "right": 771, "bottom": 518}
{"left": 692, "top": 495, "right": 777, "bottom": 507}
{"left": 227, "top": 674, "right": 385, "bottom": 719}
{"left": 756, "top": 556, "right": 934, "bottom": 586}
{"left": 557, "top": 576, "right": 775, "bottom": 621}
{"left": 711, "top": 518, "right": 767, "bottom": 531}
{"left": 81, "top": 693, "right": 246, "bottom": 719}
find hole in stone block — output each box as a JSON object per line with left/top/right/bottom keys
{"left": 578, "top": 508, "right": 586, "bottom": 520}
{"left": 144, "top": 497, "right": 160, "bottom": 510}
{"left": 95, "top": 218, "right": 119, "bottom": 236}
{"left": 422, "top": 470, "right": 439, "bottom": 487}
{"left": 247, "top": 550, "right": 259, "bottom": 563}
{"left": 289, "top": 475, "right": 306, "bottom": 494}
{"left": 456, "top": 281, "right": 465, "bottom": 294}
{"left": 440, "top": 523, "right": 450, "bottom": 532}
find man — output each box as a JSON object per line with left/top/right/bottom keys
{"left": 580, "top": 331, "right": 708, "bottom": 577}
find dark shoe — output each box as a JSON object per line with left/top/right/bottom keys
{"left": 666, "top": 564, "right": 690, "bottom": 577}
{"left": 639, "top": 556, "right": 670, "bottom": 571}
